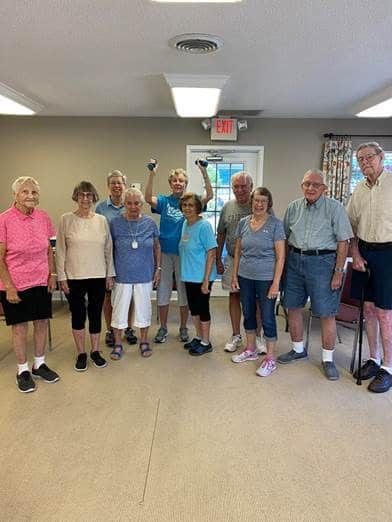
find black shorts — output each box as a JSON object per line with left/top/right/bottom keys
{"left": 0, "top": 286, "right": 52, "bottom": 326}
{"left": 351, "top": 245, "right": 392, "bottom": 310}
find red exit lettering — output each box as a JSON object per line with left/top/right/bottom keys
{"left": 215, "top": 119, "right": 234, "bottom": 134}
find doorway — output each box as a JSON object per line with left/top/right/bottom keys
{"left": 186, "top": 145, "right": 264, "bottom": 296}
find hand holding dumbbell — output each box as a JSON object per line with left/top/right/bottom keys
{"left": 195, "top": 159, "right": 208, "bottom": 168}
{"left": 147, "top": 158, "right": 158, "bottom": 172}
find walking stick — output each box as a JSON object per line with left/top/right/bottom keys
{"left": 356, "top": 268, "right": 370, "bottom": 386}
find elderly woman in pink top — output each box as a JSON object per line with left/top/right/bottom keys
{"left": 56, "top": 181, "right": 115, "bottom": 372}
{"left": 0, "top": 176, "right": 60, "bottom": 393}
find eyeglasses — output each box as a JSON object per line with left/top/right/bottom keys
{"left": 302, "top": 181, "right": 325, "bottom": 189}
{"left": 78, "top": 192, "right": 94, "bottom": 199}
{"left": 357, "top": 153, "right": 379, "bottom": 164}
{"left": 182, "top": 202, "right": 195, "bottom": 208}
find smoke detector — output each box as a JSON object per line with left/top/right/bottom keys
{"left": 169, "top": 33, "right": 224, "bottom": 54}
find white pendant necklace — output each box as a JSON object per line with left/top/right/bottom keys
{"left": 128, "top": 217, "right": 141, "bottom": 249}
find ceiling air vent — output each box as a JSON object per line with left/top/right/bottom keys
{"left": 169, "top": 33, "right": 224, "bottom": 54}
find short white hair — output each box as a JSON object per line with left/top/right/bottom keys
{"left": 12, "top": 176, "right": 40, "bottom": 194}
{"left": 302, "top": 169, "right": 327, "bottom": 185}
{"left": 107, "top": 170, "right": 127, "bottom": 185}
{"left": 124, "top": 187, "right": 145, "bottom": 203}
{"left": 231, "top": 171, "right": 253, "bottom": 188}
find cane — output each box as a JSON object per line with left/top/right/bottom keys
{"left": 356, "top": 268, "right": 370, "bottom": 386}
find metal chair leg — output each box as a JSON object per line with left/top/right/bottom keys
{"left": 47, "top": 319, "right": 53, "bottom": 351}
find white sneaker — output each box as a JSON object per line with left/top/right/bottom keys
{"left": 231, "top": 349, "right": 259, "bottom": 363}
{"left": 256, "top": 336, "right": 267, "bottom": 355}
{"left": 256, "top": 357, "right": 277, "bottom": 377}
{"left": 224, "top": 334, "right": 242, "bottom": 352}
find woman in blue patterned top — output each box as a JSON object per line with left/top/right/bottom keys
{"left": 110, "top": 188, "right": 161, "bottom": 359}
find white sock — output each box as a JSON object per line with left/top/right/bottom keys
{"left": 200, "top": 340, "right": 210, "bottom": 346}
{"left": 322, "top": 348, "right": 334, "bottom": 362}
{"left": 370, "top": 357, "right": 381, "bottom": 366}
{"left": 380, "top": 365, "right": 392, "bottom": 375}
{"left": 18, "top": 362, "right": 29, "bottom": 375}
{"left": 33, "top": 356, "right": 45, "bottom": 369}
{"left": 292, "top": 341, "right": 304, "bottom": 353}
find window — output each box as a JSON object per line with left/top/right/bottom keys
{"left": 350, "top": 151, "right": 392, "bottom": 193}
{"left": 203, "top": 162, "right": 245, "bottom": 234}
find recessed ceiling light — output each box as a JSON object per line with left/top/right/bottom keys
{"left": 356, "top": 98, "right": 392, "bottom": 118}
{"left": 164, "top": 74, "right": 229, "bottom": 117}
{"left": 171, "top": 88, "right": 221, "bottom": 117}
{"left": 0, "top": 82, "right": 43, "bottom": 115}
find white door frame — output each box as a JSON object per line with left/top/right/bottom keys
{"left": 186, "top": 145, "right": 264, "bottom": 186}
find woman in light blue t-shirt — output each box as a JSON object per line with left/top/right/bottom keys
{"left": 231, "top": 187, "right": 286, "bottom": 377}
{"left": 179, "top": 193, "right": 217, "bottom": 356}
{"left": 144, "top": 161, "right": 213, "bottom": 345}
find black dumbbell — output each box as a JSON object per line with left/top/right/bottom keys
{"left": 147, "top": 159, "right": 157, "bottom": 171}
{"left": 195, "top": 159, "right": 208, "bottom": 168}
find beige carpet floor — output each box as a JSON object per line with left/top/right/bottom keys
{"left": 0, "top": 299, "right": 391, "bottom": 522}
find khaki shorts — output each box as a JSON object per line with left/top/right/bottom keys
{"left": 221, "top": 254, "right": 239, "bottom": 293}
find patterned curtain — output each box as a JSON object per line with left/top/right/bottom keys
{"left": 322, "top": 137, "right": 352, "bottom": 204}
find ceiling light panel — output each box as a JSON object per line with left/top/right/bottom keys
{"left": 0, "top": 82, "right": 43, "bottom": 115}
{"left": 164, "top": 74, "right": 229, "bottom": 118}
{"left": 356, "top": 98, "right": 392, "bottom": 118}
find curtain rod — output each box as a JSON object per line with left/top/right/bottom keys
{"left": 324, "top": 133, "right": 392, "bottom": 139}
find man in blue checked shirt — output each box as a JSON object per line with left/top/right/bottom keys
{"left": 278, "top": 169, "right": 353, "bottom": 381}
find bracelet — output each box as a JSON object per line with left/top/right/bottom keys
{"left": 156, "top": 267, "right": 162, "bottom": 271}
{"left": 50, "top": 273, "right": 57, "bottom": 276}
{"left": 334, "top": 267, "right": 345, "bottom": 273}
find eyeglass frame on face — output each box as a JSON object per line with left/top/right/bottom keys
{"left": 357, "top": 152, "right": 379, "bottom": 164}
{"left": 77, "top": 192, "right": 94, "bottom": 200}
{"left": 301, "top": 181, "right": 325, "bottom": 189}
{"left": 181, "top": 202, "right": 195, "bottom": 208}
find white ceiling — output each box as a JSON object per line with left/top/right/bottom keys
{"left": 1, "top": 0, "right": 391, "bottom": 117}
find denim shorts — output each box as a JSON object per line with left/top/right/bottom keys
{"left": 350, "top": 245, "right": 392, "bottom": 310}
{"left": 283, "top": 251, "right": 340, "bottom": 317}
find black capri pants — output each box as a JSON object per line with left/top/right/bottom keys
{"left": 66, "top": 278, "right": 106, "bottom": 333}
{"left": 184, "top": 281, "right": 213, "bottom": 322}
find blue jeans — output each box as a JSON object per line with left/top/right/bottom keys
{"left": 238, "top": 275, "right": 277, "bottom": 341}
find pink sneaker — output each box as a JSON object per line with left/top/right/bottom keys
{"left": 256, "top": 356, "right": 277, "bottom": 377}
{"left": 231, "top": 348, "right": 259, "bottom": 363}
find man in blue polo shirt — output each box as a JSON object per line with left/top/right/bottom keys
{"left": 96, "top": 170, "right": 137, "bottom": 346}
{"left": 278, "top": 169, "right": 353, "bottom": 380}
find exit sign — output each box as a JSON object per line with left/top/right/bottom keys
{"left": 210, "top": 118, "right": 238, "bottom": 141}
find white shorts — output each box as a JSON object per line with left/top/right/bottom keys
{"left": 111, "top": 282, "right": 152, "bottom": 329}
{"left": 221, "top": 255, "right": 239, "bottom": 293}
{"left": 157, "top": 252, "right": 188, "bottom": 307}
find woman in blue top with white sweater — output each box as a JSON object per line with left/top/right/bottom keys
{"left": 145, "top": 160, "right": 213, "bottom": 345}
{"left": 179, "top": 193, "right": 217, "bottom": 356}
{"left": 231, "top": 187, "right": 286, "bottom": 377}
